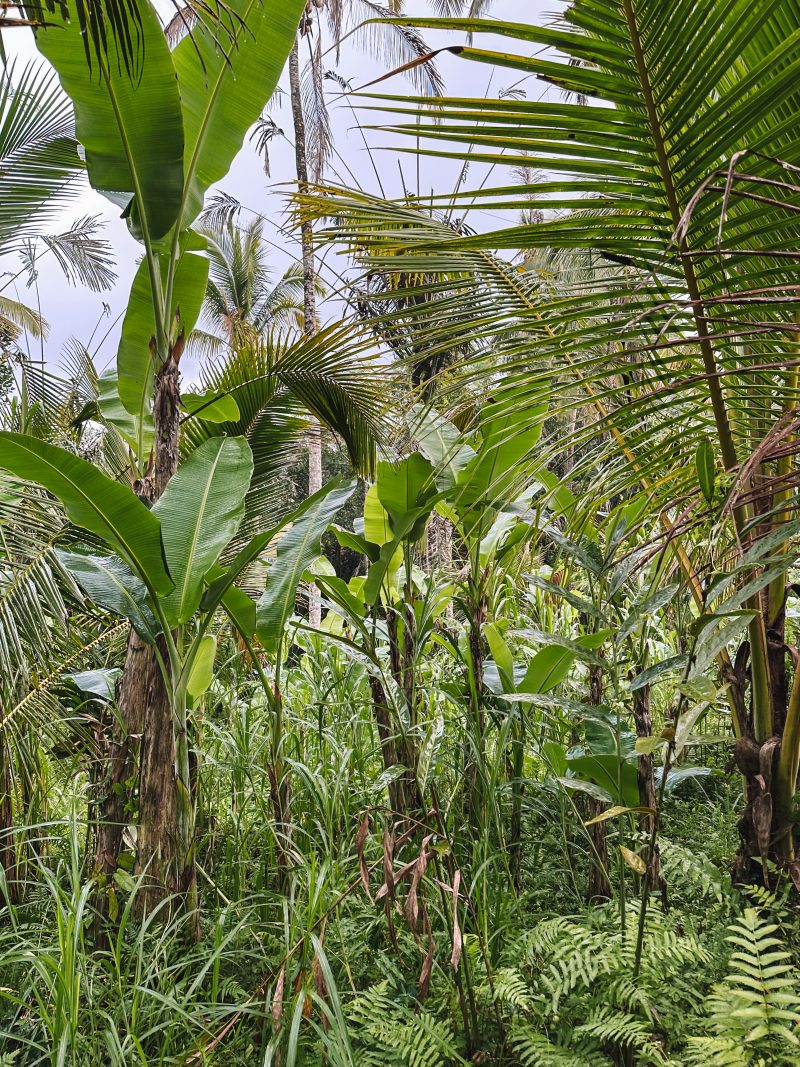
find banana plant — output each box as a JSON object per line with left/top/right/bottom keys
{"left": 27, "top": 0, "right": 306, "bottom": 909}
{"left": 0, "top": 429, "right": 354, "bottom": 918}
{"left": 31, "top": 0, "right": 306, "bottom": 466}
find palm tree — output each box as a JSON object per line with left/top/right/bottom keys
{"left": 307, "top": 1, "right": 800, "bottom": 889}
{"left": 189, "top": 213, "right": 309, "bottom": 360}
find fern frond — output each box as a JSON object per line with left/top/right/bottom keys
{"left": 510, "top": 1022, "right": 612, "bottom": 1067}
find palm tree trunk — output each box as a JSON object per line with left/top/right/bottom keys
{"left": 289, "top": 37, "right": 323, "bottom": 627}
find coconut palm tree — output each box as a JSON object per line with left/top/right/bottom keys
{"left": 189, "top": 213, "right": 309, "bottom": 360}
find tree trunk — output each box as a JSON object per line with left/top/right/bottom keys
{"left": 587, "top": 663, "right": 611, "bottom": 901}
{"left": 0, "top": 735, "right": 19, "bottom": 904}
{"left": 632, "top": 684, "right": 664, "bottom": 895}
{"left": 92, "top": 632, "right": 147, "bottom": 919}
{"left": 100, "top": 351, "right": 192, "bottom": 923}
{"left": 289, "top": 36, "right": 323, "bottom": 627}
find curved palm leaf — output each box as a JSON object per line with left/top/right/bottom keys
{"left": 0, "top": 61, "right": 83, "bottom": 255}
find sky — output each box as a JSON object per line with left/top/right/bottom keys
{"left": 2, "top": 0, "right": 560, "bottom": 376}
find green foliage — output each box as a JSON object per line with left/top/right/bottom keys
{"left": 33, "top": 0, "right": 184, "bottom": 242}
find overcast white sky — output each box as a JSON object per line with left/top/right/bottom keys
{"left": 2, "top": 0, "right": 561, "bottom": 374}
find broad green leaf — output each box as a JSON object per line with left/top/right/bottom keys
{"left": 65, "top": 668, "right": 122, "bottom": 703}
{"left": 362, "top": 504, "right": 435, "bottom": 605}
{"left": 566, "top": 754, "right": 640, "bottom": 807}
{"left": 555, "top": 775, "right": 614, "bottom": 806}
{"left": 200, "top": 484, "right": 350, "bottom": 624}
{"left": 116, "top": 240, "right": 209, "bottom": 454}
{"left": 256, "top": 479, "right": 357, "bottom": 652}
{"left": 33, "top": 0, "right": 184, "bottom": 241}
{"left": 449, "top": 392, "right": 547, "bottom": 537}
{"left": 154, "top": 436, "right": 253, "bottom": 625}
{"left": 363, "top": 484, "right": 393, "bottom": 546}
{"left": 182, "top": 391, "right": 240, "bottom": 424}
{"left": 518, "top": 644, "right": 576, "bottom": 695}
{"left": 97, "top": 367, "right": 146, "bottom": 453}
{"left": 173, "top": 0, "right": 307, "bottom": 230}
{"left": 411, "top": 404, "right": 475, "bottom": 489}
{"left": 203, "top": 564, "right": 257, "bottom": 636}
{"left": 657, "top": 766, "right": 712, "bottom": 795}
{"left": 317, "top": 574, "right": 368, "bottom": 624}
{"left": 187, "top": 634, "right": 216, "bottom": 699}
{"left": 690, "top": 611, "right": 757, "bottom": 678}
{"left": 517, "top": 631, "right": 606, "bottom": 695}
{"left": 541, "top": 741, "right": 567, "bottom": 777}
{"left": 629, "top": 654, "right": 688, "bottom": 692}
{"left": 330, "top": 524, "right": 380, "bottom": 562}
{"left": 0, "top": 435, "right": 171, "bottom": 595}
{"left": 484, "top": 622, "right": 515, "bottom": 692}
{"left": 57, "top": 550, "right": 159, "bottom": 640}
{"left": 695, "top": 438, "right": 716, "bottom": 503}
{"left": 377, "top": 453, "right": 437, "bottom": 541}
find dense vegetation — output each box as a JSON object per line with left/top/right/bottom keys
{"left": 2, "top": 0, "right": 800, "bottom": 1063}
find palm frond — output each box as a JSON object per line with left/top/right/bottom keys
{"left": 0, "top": 61, "right": 83, "bottom": 255}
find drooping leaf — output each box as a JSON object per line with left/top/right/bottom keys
{"left": 65, "top": 668, "right": 122, "bottom": 703}
{"left": 33, "top": 0, "right": 184, "bottom": 241}
{"left": 256, "top": 478, "right": 357, "bottom": 652}
{"left": 153, "top": 436, "right": 253, "bottom": 625}
{"left": 57, "top": 549, "right": 159, "bottom": 640}
{"left": 0, "top": 435, "right": 171, "bottom": 595}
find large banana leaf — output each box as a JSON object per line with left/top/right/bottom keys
{"left": 153, "top": 436, "right": 253, "bottom": 625}
{"left": 56, "top": 550, "right": 159, "bottom": 641}
{"left": 256, "top": 478, "right": 357, "bottom": 653}
{"left": 0, "top": 434, "right": 172, "bottom": 596}
{"left": 116, "top": 239, "right": 209, "bottom": 454}
{"left": 377, "top": 453, "right": 438, "bottom": 542}
{"left": 173, "top": 0, "right": 307, "bottom": 230}
{"left": 32, "top": 0, "right": 184, "bottom": 242}
{"left": 449, "top": 392, "right": 546, "bottom": 539}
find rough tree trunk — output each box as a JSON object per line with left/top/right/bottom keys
{"left": 632, "top": 684, "right": 664, "bottom": 895}
{"left": 92, "top": 631, "right": 148, "bottom": 917}
{"left": 289, "top": 36, "right": 323, "bottom": 627}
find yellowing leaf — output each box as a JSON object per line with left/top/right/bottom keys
{"left": 584, "top": 804, "right": 656, "bottom": 826}
{"left": 620, "top": 845, "right": 647, "bottom": 875}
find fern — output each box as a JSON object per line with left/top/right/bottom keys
{"left": 510, "top": 1022, "right": 612, "bottom": 1067}
{"left": 482, "top": 905, "right": 713, "bottom": 1065}
{"left": 346, "top": 983, "right": 466, "bottom": 1067}
{"left": 707, "top": 908, "right": 800, "bottom": 1048}
{"left": 575, "top": 1006, "right": 670, "bottom": 1063}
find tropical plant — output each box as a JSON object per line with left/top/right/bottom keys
{"left": 309, "top": 0, "right": 800, "bottom": 879}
